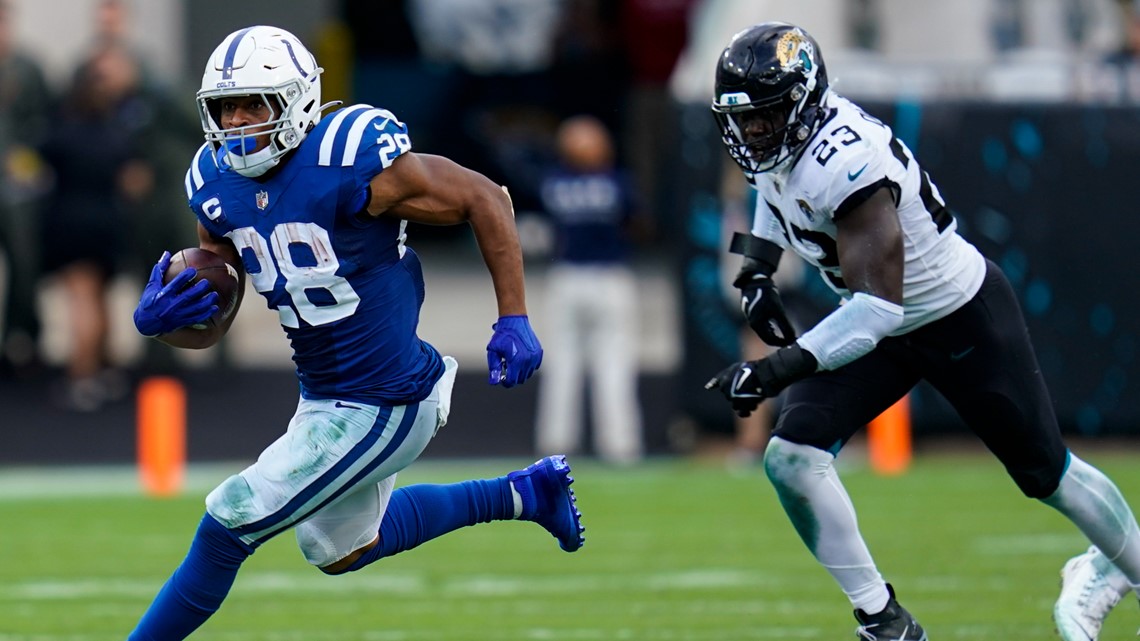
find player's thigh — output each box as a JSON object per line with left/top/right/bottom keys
{"left": 773, "top": 344, "right": 919, "bottom": 453}
{"left": 294, "top": 475, "right": 397, "bottom": 567}
{"left": 204, "top": 400, "right": 415, "bottom": 534}
{"left": 918, "top": 261, "right": 1065, "bottom": 496}
{"left": 205, "top": 364, "right": 455, "bottom": 547}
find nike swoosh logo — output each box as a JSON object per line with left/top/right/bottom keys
{"left": 950, "top": 346, "right": 975, "bottom": 361}
{"left": 743, "top": 295, "right": 760, "bottom": 316}
{"left": 732, "top": 366, "right": 763, "bottom": 397}
{"left": 735, "top": 366, "right": 752, "bottom": 388}
{"left": 848, "top": 163, "right": 869, "bottom": 181}
{"left": 335, "top": 401, "right": 362, "bottom": 410}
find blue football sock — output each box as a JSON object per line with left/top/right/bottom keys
{"left": 128, "top": 513, "right": 254, "bottom": 641}
{"left": 345, "top": 478, "right": 513, "bottom": 572}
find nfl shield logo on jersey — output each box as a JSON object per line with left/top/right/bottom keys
{"left": 255, "top": 190, "right": 270, "bottom": 210}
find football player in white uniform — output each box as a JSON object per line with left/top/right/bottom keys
{"left": 704, "top": 22, "right": 1140, "bottom": 640}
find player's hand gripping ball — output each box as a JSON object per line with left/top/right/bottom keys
{"left": 164, "top": 248, "right": 239, "bottom": 329}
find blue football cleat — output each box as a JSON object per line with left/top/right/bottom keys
{"left": 507, "top": 455, "right": 585, "bottom": 552}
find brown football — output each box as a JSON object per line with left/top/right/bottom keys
{"left": 163, "top": 248, "right": 240, "bottom": 328}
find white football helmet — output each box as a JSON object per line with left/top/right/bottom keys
{"left": 197, "top": 25, "right": 325, "bottom": 177}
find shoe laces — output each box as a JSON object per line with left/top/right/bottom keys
{"left": 1075, "top": 563, "right": 1123, "bottom": 628}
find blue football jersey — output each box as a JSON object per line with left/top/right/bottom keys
{"left": 183, "top": 104, "right": 445, "bottom": 404}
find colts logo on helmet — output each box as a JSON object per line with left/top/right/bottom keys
{"left": 776, "top": 30, "right": 814, "bottom": 73}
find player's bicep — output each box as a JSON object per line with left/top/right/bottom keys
{"left": 365, "top": 152, "right": 482, "bottom": 225}
{"left": 835, "top": 187, "right": 903, "bottom": 303}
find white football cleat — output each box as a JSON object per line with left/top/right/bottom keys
{"left": 1054, "top": 546, "right": 1131, "bottom": 640}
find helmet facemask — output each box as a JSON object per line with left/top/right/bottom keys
{"left": 714, "top": 82, "right": 817, "bottom": 175}
{"left": 197, "top": 75, "right": 318, "bottom": 177}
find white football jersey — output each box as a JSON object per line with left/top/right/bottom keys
{"left": 750, "top": 93, "right": 985, "bottom": 334}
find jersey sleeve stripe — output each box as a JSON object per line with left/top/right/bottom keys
{"left": 185, "top": 143, "right": 210, "bottom": 199}
{"left": 889, "top": 138, "right": 911, "bottom": 168}
{"left": 834, "top": 177, "right": 898, "bottom": 220}
{"left": 340, "top": 108, "right": 388, "bottom": 167}
{"left": 318, "top": 105, "right": 371, "bottom": 166}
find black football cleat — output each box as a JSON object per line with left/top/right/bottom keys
{"left": 853, "top": 584, "right": 928, "bottom": 641}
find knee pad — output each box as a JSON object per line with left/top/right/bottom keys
{"left": 1000, "top": 437, "right": 1066, "bottom": 499}
{"left": 1011, "top": 464, "right": 1065, "bottom": 499}
{"left": 205, "top": 473, "right": 257, "bottom": 530}
{"left": 763, "top": 436, "right": 834, "bottom": 493}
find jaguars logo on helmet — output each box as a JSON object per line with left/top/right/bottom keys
{"left": 776, "top": 30, "right": 812, "bottom": 72}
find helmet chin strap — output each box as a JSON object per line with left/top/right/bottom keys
{"left": 226, "top": 144, "right": 280, "bottom": 177}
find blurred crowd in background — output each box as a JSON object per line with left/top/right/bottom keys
{"left": 1, "top": 0, "right": 1139, "bottom": 454}
{"left": 0, "top": 0, "right": 200, "bottom": 412}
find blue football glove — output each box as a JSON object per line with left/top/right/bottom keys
{"left": 486, "top": 314, "right": 543, "bottom": 388}
{"left": 133, "top": 251, "right": 219, "bottom": 337}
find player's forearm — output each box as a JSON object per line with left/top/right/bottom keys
{"left": 473, "top": 229, "right": 528, "bottom": 316}
{"left": 468, "top": 186, "right": 528, "bottom": 316}
{"left": 796, "top": 292, "right": 904, "bottom": 371}
{"left": 153, "top": 325, "right": 226, "bottom": 349}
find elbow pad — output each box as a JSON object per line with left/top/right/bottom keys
{"left": 796, "top": 292, "right": 905, "bottom": 371}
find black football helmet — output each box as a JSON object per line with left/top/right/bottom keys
{"left": 712, "top": 22, "right": 829, "bottom": 176}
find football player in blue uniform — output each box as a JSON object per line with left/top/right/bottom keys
{"left": 704, "top": 22, "right": 1140, "bottom": 640}
{"left": 127, "top": 25, "right": 584, "bottom": 640}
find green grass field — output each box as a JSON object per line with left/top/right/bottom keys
{"left": 2, "top": 447, "right": 1138, "bottom": 640}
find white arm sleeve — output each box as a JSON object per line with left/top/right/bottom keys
{"left": 796, "top": 292, "right": 905, "bottom": 371}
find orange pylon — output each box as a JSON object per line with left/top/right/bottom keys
{"left": 868, "top": 394, "right": 912, "bottom": 475}
{"left": 136, "top": 376, "right": 187, "bottom": 497}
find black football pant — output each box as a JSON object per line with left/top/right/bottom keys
{"left": 774, "top": 258, "right": 1067, "bottom": 498}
